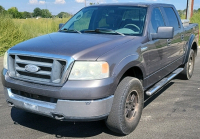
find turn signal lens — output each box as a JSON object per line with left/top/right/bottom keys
{"left": 3, "top": 51, "right": 8, "bottom": 69}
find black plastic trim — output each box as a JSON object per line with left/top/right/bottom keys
{"left": 183, "top": 34, "right": 196, "bottom": 65}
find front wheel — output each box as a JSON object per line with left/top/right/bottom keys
{"left": 179, "top": 49, "right": 195, "bottom": 80}
{"left": 105, "top": 77, "right": 144, "bottom": 135}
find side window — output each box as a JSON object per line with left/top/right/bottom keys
{"left": 150, "top": 8, "right": 165, "bottom": 33}
{"left": 163, "top": 7, "right": 180, "bottom": 31}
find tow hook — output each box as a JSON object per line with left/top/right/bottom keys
{"left": 52, "top": 113, "right": 65, "bottom": 120}
{"left": 6, "top": 100, "right": 14, "bottom": 107}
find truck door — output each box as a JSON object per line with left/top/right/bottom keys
{"left": 161, "top": 7, "right": 184, "bottom": 70}
{"left": 146, "top": 7, "right": 167, "bottom": 86}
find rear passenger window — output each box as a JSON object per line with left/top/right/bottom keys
{"left": 150, "top": 8, "right": 165, "bottom": 33}
{"left": 163, "top": 7, "right": 180, "bottom": 31}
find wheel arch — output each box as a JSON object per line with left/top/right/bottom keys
{"left": 118, "top": 66, "right": 144, "bottom": 84}
{"left": 191, "top": 41, "right": 198, "bottom": 57}
{"left": 183, "top": 34, "right": 198, "bottom": 64}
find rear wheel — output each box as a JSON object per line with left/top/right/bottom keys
{"left": 179, "top": 49, "right": 195, "bottom": 80}
{"left": 105, "top": 77, "right": 144, "bottom": 135}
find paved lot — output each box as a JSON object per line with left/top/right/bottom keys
{"left": 0, "top": 52, "right": 200, "bottom": 139}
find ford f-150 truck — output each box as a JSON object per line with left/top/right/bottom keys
{"left": 1, "top": 3, "right": 199, "bottom": 135}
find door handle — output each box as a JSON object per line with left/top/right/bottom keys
{"left": 181, "top": 34, "right": 184, "bottom": 40}
{"left": 167, "top": 39, "right": 171, "bottom": 46}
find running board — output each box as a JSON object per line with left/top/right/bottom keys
{"left": 146, "top": 68, "right": 183, "bottom": 96}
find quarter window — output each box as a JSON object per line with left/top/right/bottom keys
{"left": 163, "top": 7, "right": 180, "bottom": 31}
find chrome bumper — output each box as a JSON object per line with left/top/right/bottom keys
{"left": 4, "top": 88, "right": 113, "bottom": 121}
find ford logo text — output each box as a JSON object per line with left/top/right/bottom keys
{"left": 25, "top": 65, "right": 40, "bottom": 73}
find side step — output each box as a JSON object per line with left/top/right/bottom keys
{"left": 146, "top": 68, "right": 183, "bottom": 96}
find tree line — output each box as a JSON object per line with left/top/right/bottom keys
{"left": 0, "top": 5, "right": 72, "bottom": 19}
{"left": 178, "top": 8, "right": 200, "bottom": 19}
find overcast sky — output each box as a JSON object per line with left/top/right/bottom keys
{"left": 0, "top": 0, "right": 200, "bottom": 15}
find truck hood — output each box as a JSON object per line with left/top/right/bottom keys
{"left": 10, "top": 32, "right": 134, "bottom": 60}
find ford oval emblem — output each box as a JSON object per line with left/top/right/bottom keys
{"left": 25, "top": 65, "right": 40, "bottom": 73}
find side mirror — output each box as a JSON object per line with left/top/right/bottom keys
{"left": 59, "top": 23, "right": 64, "bottom": 30}
{"left": 151, "top": 27, "right": 174, "bottom": 40}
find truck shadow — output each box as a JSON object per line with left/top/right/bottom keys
{"left": 10, "top": 82, "right": 174, "bottom": 138}
{"left": 11, "top": 108, "right": 120, "bottom": 138}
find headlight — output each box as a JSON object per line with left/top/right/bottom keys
{"left": 69, "top": 61, "right": 109, "bottom": 80}
{"left": 3, "top": 51, "right": 8, "bottom": 69}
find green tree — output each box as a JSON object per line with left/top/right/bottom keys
{"left": 23, "top": 11, "right": 32, "bottom": 18}
{"left": 89, "top": 2, "right": 99, "bottom": 5}
{"left": 178, "top": 10, "right": 183, "bottom": 16}
{"left": 33, "top": 7, "right": 42, "bottom": 17}
{"left": 57, "top": 12, "right": 71, "bottom": 18}
{"left": 194, "top": 9, "right": 197, "bottom": 13}
{"left": 41, "top": 9, "right": 52, "bottom": 18}
{"left": 18, "top": 12, "right": 23, "bottom": 19}
{"left": 8, "top": 7, "right": 20, "bottom": 18}
{"left": 0, "top": 5, "right": 6, "bottom": 14}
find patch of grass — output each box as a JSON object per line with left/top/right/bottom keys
{"left": 0, "top": 14, "right": 70, "bottom": 55}
{"left": 191, "top": 12, "right": 200, "bottom": 45}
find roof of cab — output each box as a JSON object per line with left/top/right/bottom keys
{"left": 88, "top": 3, "right": 174, "bottom": 7}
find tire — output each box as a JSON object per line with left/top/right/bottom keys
{"left": 105, "top": 77, "right": 144, "bottom": 135}
{"left": 179, "top": 49, "right": 195, "bottom": 80}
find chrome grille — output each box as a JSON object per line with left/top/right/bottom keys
{"left": 8, "top": 54, "right": 67, "bottom": 85}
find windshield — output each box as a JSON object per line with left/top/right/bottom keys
{"left": 60, "top": 6, "right": 147, "bottom": 36}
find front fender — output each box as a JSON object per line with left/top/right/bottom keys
{"left": 108, "top": 54, "right": 146, "bottom": 94}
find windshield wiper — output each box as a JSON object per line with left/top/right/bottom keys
{"left": 61, "top": 28, "right": 82, "bottom": 34}
{"left": 84, "top": 28, "right": 125, "bottom": 36}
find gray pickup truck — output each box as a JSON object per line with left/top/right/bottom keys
{"left": 1, "top": 3, "right": 199, "bottom": 135}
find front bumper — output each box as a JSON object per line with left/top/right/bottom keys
{"left": 2, "top": 69, "right": 115, "bottom": 121}
{"left": 4, "top": 87, "right": 113, "bottom": 121}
